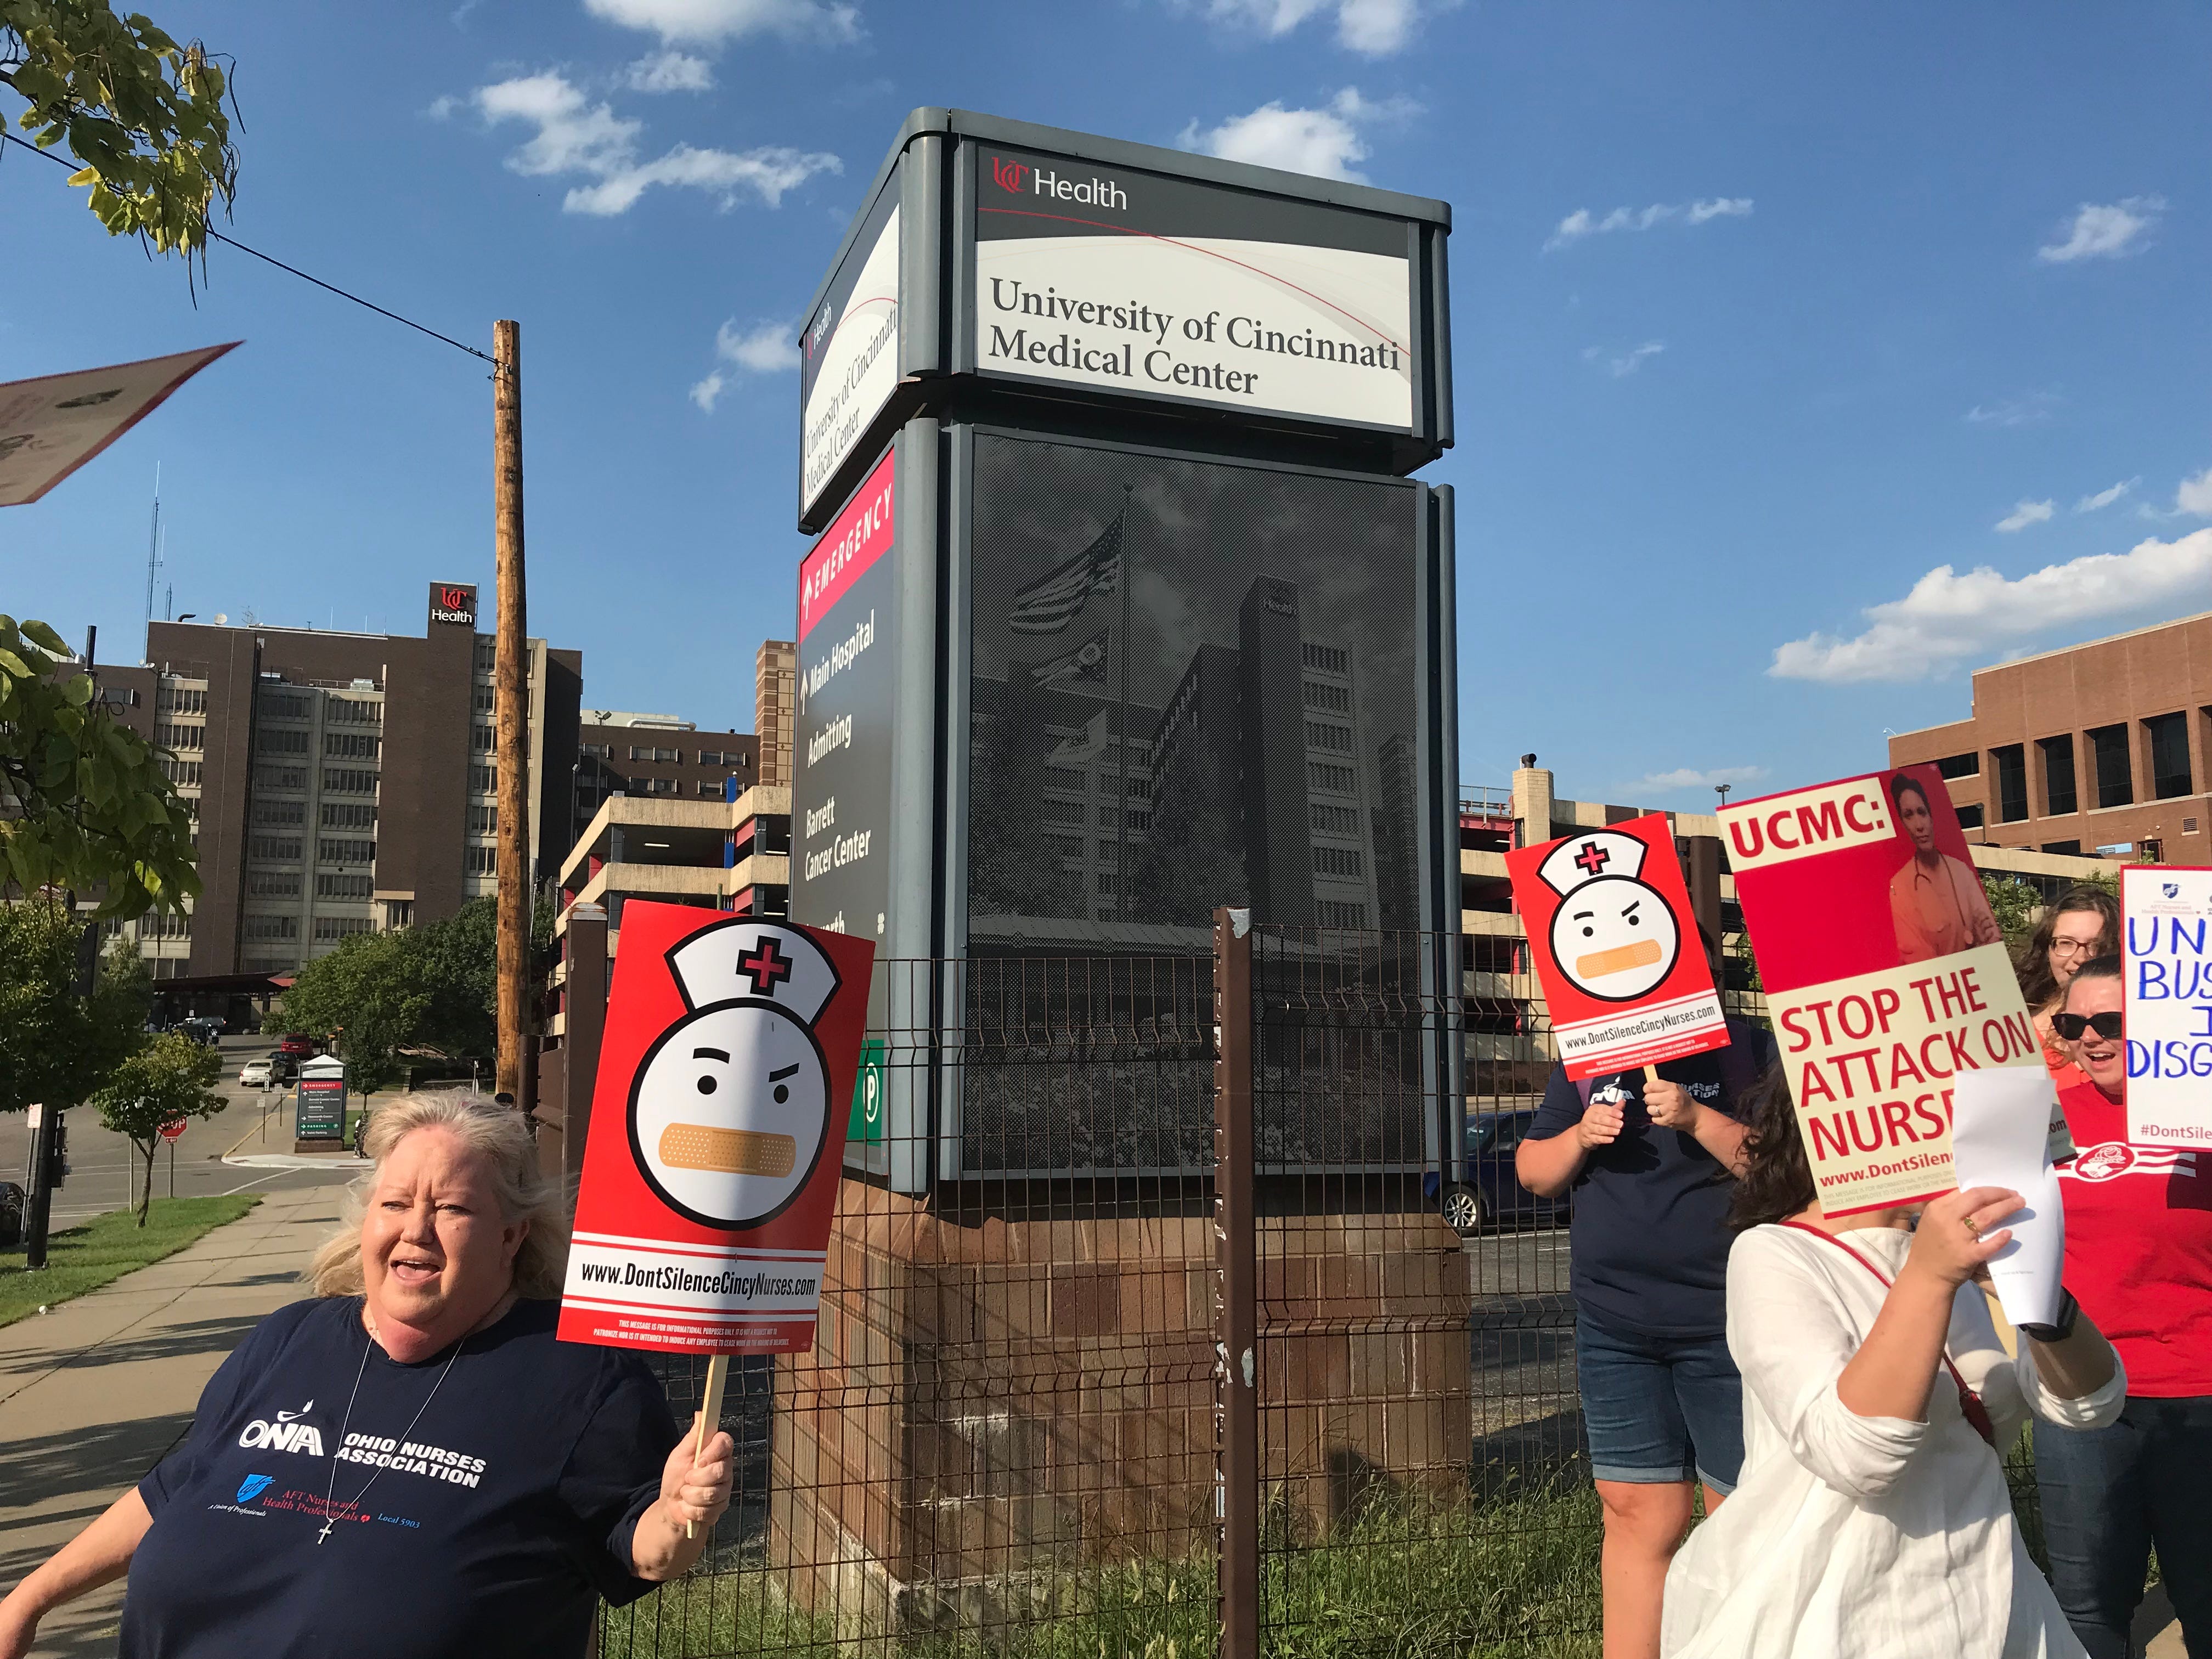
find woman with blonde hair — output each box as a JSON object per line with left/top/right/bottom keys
{"left": 0, "top": 1094, "right": 733, "bottom": 1659}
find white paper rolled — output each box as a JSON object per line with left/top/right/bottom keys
{"left": 1949, "top": 1068, "right": 2067, "bottom": 1330}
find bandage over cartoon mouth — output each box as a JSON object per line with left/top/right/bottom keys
{"left": 659, "top": 1123, "right": 798, "bottom": 1177}
{"left": 1575, "top": 938, "right": 1663, "bottom": 981}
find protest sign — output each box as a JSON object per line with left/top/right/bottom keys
{"left": 1505, "top": 813, "right": 1729, "bottom": 1081}
{"left": 2121, "top": 865, "right": 2212, "bottom": 1149}
{"left": 558, "top": 901, "right": 874, "bottom": 1356}
{"left": 1720, "top": 765, "right": 2040, "bottom": 1216}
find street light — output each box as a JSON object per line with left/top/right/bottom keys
{"left": 1715, "top": 784, "right": 1733, "bottom": 806}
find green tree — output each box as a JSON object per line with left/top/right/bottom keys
{"left": 0, "top": 901, "right": 147, "bottom": 1116}
{"left": 91, "top": 1030, "right": 222, "bottom": 1224}
{"left": 1, "top": 615, "right": 200, "bottom": 918}
{"left": 276, "top": 930, "right": 425, "bottom": 1102}
{"left": 1982, "top": 873, "right": 2044, "bottom": 959}
{"left": 0, "top": 2, "right": 236, "bottom": 256}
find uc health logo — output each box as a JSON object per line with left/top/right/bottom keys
{"left": 989, "top": 156, "right": 1029, "bottom": 193}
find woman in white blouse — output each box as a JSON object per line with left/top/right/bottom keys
{"left": 1662, "top": 1073, "right": 2126, "bottom": 1659}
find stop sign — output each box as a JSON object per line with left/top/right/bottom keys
{"left": 159, "top": 1120, "right": 188, "bottom": 1142}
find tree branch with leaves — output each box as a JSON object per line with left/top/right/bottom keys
{"left": 92, "top": 1030, "right": 224, "bottom": 1224}
{"left": 0, "top": 0, "right": 236, "bottom": 257}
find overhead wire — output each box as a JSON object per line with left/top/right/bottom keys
{"left": 0, "top": 128, "right": 495, "bottom": 368}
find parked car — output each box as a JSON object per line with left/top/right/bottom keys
{"left": 278, "top": 1033, "right": 317, "bottom": 1058}
{"left": 267, "top": 1052, "right": 300, "bottom": 1084}
{"left": 176, "top": 1017, "right": 223, "bottom": 1047}
{"left": 238, "top": 1059, "right": 274, "bottom": 1088}
{"left": 1426, "top": 1108, "right": 1568, "bottom": 1237}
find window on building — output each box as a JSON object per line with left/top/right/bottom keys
{"left": 1301, "top": 642, "right": 1347, "bottom": 674}
{"left": 1304, "top": 720, "right": 1353, "bottom": 753}
{"left": 646, "top": 777, "right": 676, "bottom": 794}
{"left": 1935, "top": 753, "right": 1979, "bottom": 780}
{"left": 156, "top": 686, "right": 206, "bottom": 714}
{"left": 258, "top": 728, "right": 308, "bottom": 754}
{"left": 1043, "top": 766, "right": 1085, "bottom": 792}
{"left": 627, "top": 745, "right": 680, "bottom": 763}
{"left": 1313, "top": 845, "right": 1365, "bottom": 878}
{"left": 321, "top": 803, "right": 377, "bottom": 830}
{"left": 326, "top": 698, "right": 382, "bottom": 725}
{"left": 261, "top": 693, "right": 309, "bottom": 720}
{"left": 2041, "top": 840, "right": 2083, "bottom": 855}
{"left": 318, "top": 838, "right": 375, "bottom": 866}
{"left": 2088, "top": 724, "right": 2133, "bottom": 808}
{"left": 1308, "top": 762, "right": 1356, "bottom": 795}
{"left": 473, "top": 686, "right": 494, "bottom": 713}
{"left": 1955, "top": 803, "right": 1985, "bottom": 830}
{"left": 324, "top": 731, "right": 379, "bottom": 759}
{"left": 1302, "top": 680, "right": 1352, "bottom": 713}
{"left": 472, "top": 725, "right": 494, "bottom": 752}
{"left": 1316, "top": 900, "right": 1368, "bottom": 928}
{"left": 1125, "top": 810, "right": 1151, "bottom": 833}
{"left": 250, "top": 835, "right": 302, "bottom": 861}
{"left": 158, "top": 757, "right": 203, "bottom": 787}
{"left": 253, "top": 800, "right": 306, "bottom": 828}
{"left": 316, "top": 872, "right": 374, "bottom": 898}
{"left": 323, "top": 768, "right": 379, "bottom": 794}
{"left": 698, "top": 781, "right": 725, "bottom": 797}
{"left": 257, "top": 764, "right": 307, "bottom": 791}
{"left": 1094, "top": 871, "right": 1115, "bottom": 895}
{"left": 1311, "top": 803, "right": 1361, "bottom": 836}
{"left": 467, "top": 804, "right": 498, "bottom": 835}
{"left": 244, "top": 915, "right": 299, "bottom": 941}
{"left": 139, "top": 910, "right": 192, "bottom": 939}
{"left": 314, "top": 916, "right": 374, "bottom": 941}
{"left": 1042, "top": 798, "right": 1086, "bottom": 824}
{"left": 249, "top": 871, "right": 301, "bottom": 898}
{"left": 1991, "top": 744, "right": 2028, "bottom": 823}
{"left": 2146, "top": 712, "right": 2192, "bottom": 800}
{"left": 1047, "top": 834, "right": 1086, "bottom": 862}
{"left": 470, "top": 765, "right": 497, "bottom": 793}
{"left": 155, "top": 721, "right": 205, "bottom": 751}
{"left": 465, "top": 845, "right": 498, "bottom": 875}
{"left": 2039, "top": 735, "right": 2078, "bottom": 817}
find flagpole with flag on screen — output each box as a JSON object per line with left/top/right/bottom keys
{"left": 1005, "top": 487, "right": 1134, "bottom": 917}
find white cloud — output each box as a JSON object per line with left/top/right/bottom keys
{"left": 2036, "top": 196, "right": 2164, "bottom": 263}
{"left": 627, "top": 50, "right": 714, "bottom": 91}
{"left": 1965, "top": 391, "right": 2061, "bottom": 427}
{"left": 583, "top": 0, "right": 859, "bottom": 45}
{"left": 1592, "top": 340, "right": 1664, "bottom": 377}
{"left": 472, "top": 71, "right": 839, "bottom": 215}
{"left": 1768, "top": 528, "right": 2212, "bottom": 683}
{"left": 2178, "top": 466, "right": 2212, "bottom": 517}
{"left": 1193, "top": 0, "right": 1442, "bottom": 54}
{"left": 1994, "top": 499, "right": 2053, "bottom": 533}
{"left": 2074, "top": 478, "right": 2137, "bottom": 514}
{"left": 714, "top": 318, "right": 799, "bottom": 373}
{"left": 1178, "top": 87, "right": 1416, "bottom": 183}
{"left": 689, "top": 371, "right": 726, "bottom": 413}
{"left": 1627, "top": 765, "right": 1769, "bottom": 793}
{"left": 1545, "top": 196, "right": 1752, "bottom": 252}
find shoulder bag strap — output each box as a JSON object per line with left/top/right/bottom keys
{"left": 1777, "top": 1221, "right": 1997, "bottom": 1448}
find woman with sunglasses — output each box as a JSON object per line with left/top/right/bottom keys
{"left": 2015, "top": 886, "right": 2119, "bottom": 1091}
{"left": 2037, "top": 956, "right": 2212, "bottom": 1658}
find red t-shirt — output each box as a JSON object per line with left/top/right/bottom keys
{"left": 2056, "top": 1078, "right": 2212, "bottom": 1396}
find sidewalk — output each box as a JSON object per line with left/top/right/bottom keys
{"left": 0, "top": 1186, "right": 343, "bottom": 1657}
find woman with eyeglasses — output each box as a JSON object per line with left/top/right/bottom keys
{"left": 2038, "top": 954, "right": 2212, "bottom": 1658}
{"left": 2015, "top": 886, "right": 2119, "bottom": 1091}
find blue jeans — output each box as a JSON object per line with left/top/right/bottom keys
{"left": 2034, "top": 1395, "right": 2212, "bottom": 1659}
{"left": 1575, "top": 1312, "right": 1745, "bottom": 1492}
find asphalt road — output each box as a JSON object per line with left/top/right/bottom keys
{"left": 0, "top": 1035, "right": 361, "bottom": 1227}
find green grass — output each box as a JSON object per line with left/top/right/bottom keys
{"left": 0, "top": 1196, "right": 261, "bottom": 1328}
{"left": 601, "top": 1485, "right": 1602, "bottom": 1659}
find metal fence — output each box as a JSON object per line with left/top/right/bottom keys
{"left": 585, "top": 917, "right": 2047, "bottom": 1658}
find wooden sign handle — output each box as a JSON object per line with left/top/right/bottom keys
{"left": 686, "top": 1352, "right": 730, "bottom": 1542}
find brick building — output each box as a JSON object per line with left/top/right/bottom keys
{"left": 573, "top": 710, "right": 760, "bottom": 842}
{"left": 1887, "top": 611, "right": 2212, "bottom": 860}
{"left": 94, "top": 586, "right": 581, "bottom": 977}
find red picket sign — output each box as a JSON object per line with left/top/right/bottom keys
{"left": 556, "top": 901, "right": 874, "bottom": 1356}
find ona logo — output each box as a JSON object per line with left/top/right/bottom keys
{"left": 989, "top": 156, "right": 1029, "bottom": 194}
{"left": 239, "top": 1408, "right": 325, "bottom": 1457}
{"left": 236, "top": 1473, "right": 275, "bottom": 1505}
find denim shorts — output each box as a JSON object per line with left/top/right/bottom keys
{"left": 1575, "top": 1312, "right": 1745, "bottom": 1492}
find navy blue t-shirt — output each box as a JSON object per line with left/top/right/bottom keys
{"left": 1523, "top": 1020, "right": 1776, "bottom": 1340}
{"left": 124, "top": 1296, "right": 676, "bottom": 1659}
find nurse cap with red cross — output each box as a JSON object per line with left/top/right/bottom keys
{"left": 1535, "top": 831, "right": 1649, "bottom": 898}
{"left": 664, "top": 919, "right": 840, "bottom": 1024}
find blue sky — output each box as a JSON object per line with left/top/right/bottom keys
{"left": 7, "top": 0, "right": 2209, "bottom": 803}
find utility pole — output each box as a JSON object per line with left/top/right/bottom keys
{"left": 493, "top": 319, "right": 530, "bottom": 1101}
